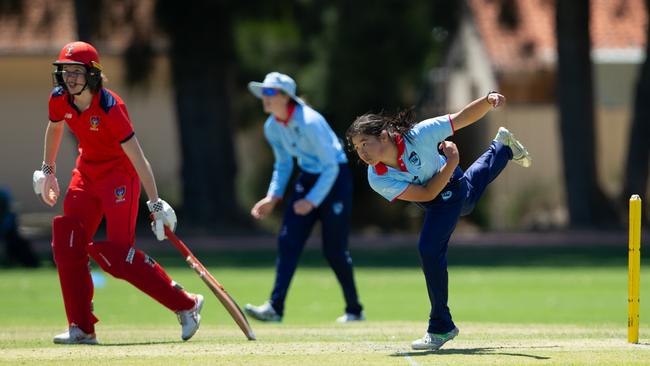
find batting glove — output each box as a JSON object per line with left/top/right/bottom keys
{"left": 33, "top": 162, "right": 59, "bottom": 207}
{"left": 147, "top": 198, "right": 177, "bottom": 241}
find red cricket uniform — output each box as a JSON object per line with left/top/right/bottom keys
{"left": 48, "top": 86, "right": 193, "bottom": 333}
{"left": 49, "top": 86, "right": 138, "bottom": 244}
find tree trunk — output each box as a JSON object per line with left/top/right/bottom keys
{"left": 623, "top": 0, "right": 650, "bottom": 224}
{"left": 555, "top": 0, "right": 619, "bottom": 228}
{"left": 157, "top": 0, "right": 242, "bottom": 231}
{"left": 73, "top": 0, "right": 101, "bottom": 42}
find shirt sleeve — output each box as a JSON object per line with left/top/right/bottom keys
{"left": 411, "top": 115, "right": 454, "bottom": 145}
{"left": 368, "top": 169, "right": 410, "bottom": 202}
{"left": 107, "top": 103, "right": 135, "bottom": 143}
{"left": 48, "top": 87, "right": 65, "bottom": 122}
{"left": 302, "top": 117, "right": 340, "bottom": 206}
{"left": 265, "top": 122, "right": 294, "bottom": 198}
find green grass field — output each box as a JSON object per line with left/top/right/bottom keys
{"left": 1, "top": 244, "right": 649, "bottom": 365}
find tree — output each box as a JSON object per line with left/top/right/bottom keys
{"left": 73, "top": 0, "right": 101, "bottom": 42}
{"left": 156, "top": 0, "right": 243, "bottom": 231}
{"left": 555, "top": 0, "right": 619, "bottom": 227}
{"left": 623, "top": 0, "right": 650, "bottom": 224}
{"left": 69, "top": 0, "right": 245, "bottom": 231}
{"left": 323, "top": 0, "right": 440, "bottom": 230}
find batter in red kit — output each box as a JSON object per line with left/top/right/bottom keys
{"left": 33, "top": 41, "right": 203, "bottom": 344}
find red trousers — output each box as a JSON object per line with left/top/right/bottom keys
{"left": 52, "top": 167, "right": 194, "bottom": 334}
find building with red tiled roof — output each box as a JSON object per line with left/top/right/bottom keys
{"left": 454, "top": 0, "right": 647, "bottom": 103}
{"left": 426, "top": 0, "right": 647, "bottom": 229}
{"left": 469, "top": 0, "right": 646, "bottom": 72}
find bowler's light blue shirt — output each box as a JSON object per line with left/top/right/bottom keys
{"left": 265, "top": 103, "right": 348, "bottom": 206}
{"left": 368, "top": 115, "right": 454, "bottom": 201}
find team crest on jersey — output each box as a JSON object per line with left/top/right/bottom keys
{"left": 332, "top": 202, "right": 344, "bottom": 215}
{"left": 64, "top": 113, "right": 73, "bottom": 119}
{"left": 408, "top": 151, "right": 421, "bottom": 168}
{"left": 114, "top": 185, "right": 127, "bottom": 203}
{"left": 89, "top": 116, "right": 100, "bottom": 131}
{"left": 441, "top": 191, "right": 453, "bottom": 201}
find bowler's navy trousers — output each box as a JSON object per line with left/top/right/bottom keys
{"left": 416, "top": 141, "right": 512, "bottom": 334}
{"left": 270, "top": 164, "right": 363, "bottom": 316}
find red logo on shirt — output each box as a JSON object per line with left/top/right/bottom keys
{"left": 90, "top": 116, "right": 100, "bottom": 131}
{"left": 114, "top": 185, "right": 126, "bottom": 203}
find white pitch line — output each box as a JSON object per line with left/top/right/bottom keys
{"left": 402, "top": 354, "right": 421, "bottom": 366}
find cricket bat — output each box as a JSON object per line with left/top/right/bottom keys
{"left": 164, "top": 226, "right": 256, "bottom": 340}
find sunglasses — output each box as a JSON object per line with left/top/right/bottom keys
{"left": 262, "top": 88, "right": 282, "bottom": 96}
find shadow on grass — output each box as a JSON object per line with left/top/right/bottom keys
{"left": 99, "top": 340, "right": 180, "bottom": 347}
{"left": 392, "top": 345, "right": 556, "bottom": 359}
{"left": 141, "top": 245, "right": 644, "bottom": 269}
{"left": 630, "top": 342, "right": 650, "bottom": 348}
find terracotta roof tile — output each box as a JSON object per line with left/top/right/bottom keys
{"left": 468, "top": 0, "right": 647, "bottom": 71}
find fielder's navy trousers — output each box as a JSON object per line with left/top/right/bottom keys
{"left": 417, "top": 141, "right": 512, "bottom": 334}
{"left": 270, "top": 164, "right": 363, "bottom": 316}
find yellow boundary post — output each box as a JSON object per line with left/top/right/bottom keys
{"left": 628, "top": 194, "right": 641, "bottom": 343}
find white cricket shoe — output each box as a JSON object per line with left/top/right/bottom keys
{"left": 53, "top": 325, "right": 98, "bottom": 345}
{"left": 336, "top": 312, "right": 366, "bottom": 323}
{"left": 494, "top": 127, "right": 532, "bottom": 168}
{"left": 411, "top": 327, "right": 459, "bottom": 351}
{"left": 176, "top": 293, "right": 204, "bottom": 341}
{"left": 244, "top": 301, "right": 282, "bottom": 322}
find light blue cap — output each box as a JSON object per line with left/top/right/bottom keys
{"left": 248, "top": 72, "right": 305, "bottom": 105}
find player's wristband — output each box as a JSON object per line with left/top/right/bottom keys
{"left": 41, "top": 162, "right": 56, "bottom": 175}
{"left": 147, "top": 199, "right": 164, "bottom": 213}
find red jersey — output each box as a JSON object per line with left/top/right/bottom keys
{"left": 48, "top": 87, "right": 136, "bottom": 180}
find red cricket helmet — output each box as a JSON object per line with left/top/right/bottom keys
{"left": 53, "top": 41, "right": 102, "bottom": 70}
{"left": 52, "top": 41, "right": 103, "bottom": 94}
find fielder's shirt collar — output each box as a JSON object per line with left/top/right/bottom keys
{"left": 374, "top": 134, "right": 407, "bottom": 176}
{"left": 274, "top": 103, "right": 296, "bottom": 126}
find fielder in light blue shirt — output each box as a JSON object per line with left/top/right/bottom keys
{"left": 347, "top": 93, "right": 532, "bottom": 351}
{"left": 244, "top": 72, "right": 364, "bottom": 323}
{"left": 263, "top": 95, "right": 348, "bottom": 206}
